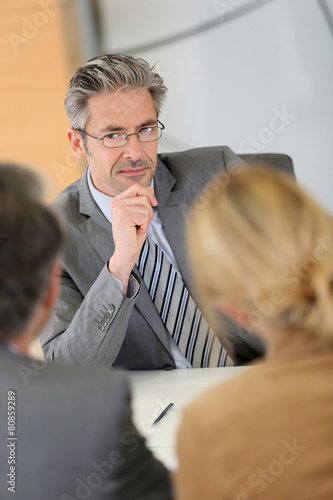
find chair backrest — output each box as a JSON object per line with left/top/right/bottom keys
{"left": 239, "top": 153, "right": 295, "bottom": 178}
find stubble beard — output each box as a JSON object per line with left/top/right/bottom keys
{"left": 109, "top": 158, "right": 156, "bottom": 195}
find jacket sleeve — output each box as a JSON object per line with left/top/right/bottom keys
{"left": 41, "top": 263, "right": 141, "bottom": 368}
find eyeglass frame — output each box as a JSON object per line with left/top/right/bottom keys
{"left": 75, "top": 120, "right": 165, "bottom": 148}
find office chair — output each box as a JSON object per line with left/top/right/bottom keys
{"left": 239, "top": 152, "right": 295, "bottom": 178}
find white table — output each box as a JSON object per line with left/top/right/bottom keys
{"left": 129, "top": 367, "right": 249, "bottom": 467}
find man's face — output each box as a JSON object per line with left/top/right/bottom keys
{"left": 78, "top": 88, "right": 159, "bottom": 197}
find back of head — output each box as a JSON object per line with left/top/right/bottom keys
{"left": 64, "top": 53, "right": 168, "bottom": 130}
{"left": 0, "top": 163, "right": 42, "bottom": 201}
{"left": 187, "top": 164, "right": 333, "bottom": 346}
{"left": 0, "top": 164, "right": 63, "bottom": 342}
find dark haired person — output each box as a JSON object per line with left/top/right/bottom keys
{"left": 0, "top": 164, "right": 171, "bottom": 500}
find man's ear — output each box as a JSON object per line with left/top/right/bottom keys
{"left": 67, "top": 128, "right": 88, "bottom": 159}
{"left": 219, "top": 300, "right": 249, "bottom": 329}
{"left": 43, "top": 263, "right": 61, "bottom": 310}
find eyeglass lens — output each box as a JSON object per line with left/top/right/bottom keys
{"left": 103, "top": 126, "right": 162, "bottom": 148}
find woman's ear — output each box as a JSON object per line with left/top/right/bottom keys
{"left": 219, "top": 300, "right": 271, "bottom": 351}
{"left": 219, "top": 300, "right": 249, "bottom": 329}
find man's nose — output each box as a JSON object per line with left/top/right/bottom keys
{"left": 122, "top": 133, "right": 144, "bottom": 160}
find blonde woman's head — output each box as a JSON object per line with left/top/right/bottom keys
{"left": 187, "top": 164, "right": 333, "bottom": 347}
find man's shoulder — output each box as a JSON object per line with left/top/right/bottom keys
{"left": 51, "top": 172, "right": 86, "bottom": 213}
{"left": 157, "top": 145, "right": 241, "bottom": 193}
{"left": 159, "top": 145, "right": 236, "bottom": 162}
{"left": 0, "top": 346, "right": 129, "bottom": 396}
{"left": 159, "top": 145, "right": 240, "bottom": 175}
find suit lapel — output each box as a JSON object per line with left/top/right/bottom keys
{"left": 154, "top": 159, "right": 194, "bottom": 292}
{"left": 77, "top": 172, "right": 115, "bottom": 264}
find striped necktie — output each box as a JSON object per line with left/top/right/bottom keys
{"left": 136, "top": 238, "right": 233, "bottom": 367}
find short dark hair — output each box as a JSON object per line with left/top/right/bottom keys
{"left": 0, "top": 164, "right": 63, "bottom": 340}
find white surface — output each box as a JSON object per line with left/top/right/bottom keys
{"left": 98, "top": 0, "right": 333, "bottom": 215}
{"left": 129, "top": 367, "right": 249, "bottom": 465}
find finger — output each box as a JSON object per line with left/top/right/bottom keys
{"left": 128, "top": 207, "right": 154, "bottom": 228}
{"left": 114, "top": 183, "right": 158, "bottom": 207}
{"left": 145, "top": 186, "right": 158, "bottom": 207}
{"left": 119, "top": 212, "right": 150, "bottom": 239}
{"left": 111, "top": 198, "right": 155, "bottom": 222}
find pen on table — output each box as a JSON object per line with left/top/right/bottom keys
{"left": 152, "top": 403, "right": 175, "bottom": 427}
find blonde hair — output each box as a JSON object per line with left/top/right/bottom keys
{"left": 187, "top": 164, "right": 333, "bottom": 346}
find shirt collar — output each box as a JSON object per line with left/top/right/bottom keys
{"left": 87, "top": 168, "right": 113, "bottom": 223}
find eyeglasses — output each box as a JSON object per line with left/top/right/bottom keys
{"left": 76, "top": 120, "right": 165, "bottom": 148}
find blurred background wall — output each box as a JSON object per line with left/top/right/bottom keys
{"left": 1, "top": 0, "right": 332, "bottom": 356}
{"left": 96, "top": 0, "right": 333, "bottom": 214}
{"left": 1, "top": 0, "right": 332, "bottom": 211}
{"left": 0, "top": 0, "right": 84, "bottom": 201}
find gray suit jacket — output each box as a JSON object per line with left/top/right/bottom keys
{"left": 41, "top": 146, "right": 263, "bottom": 369}
{"left": 0, "top": 346, "right": 171, "bottom": 499}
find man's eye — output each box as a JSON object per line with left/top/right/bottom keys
{"left": 140, "top": 127, "right": 154, "bottom": 134}
{"left": 105, "top": 133, "right": 123, "bottom": 140}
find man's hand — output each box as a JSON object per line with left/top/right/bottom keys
{"left": 108, "top": 184, "right": 157, "bottom": 295}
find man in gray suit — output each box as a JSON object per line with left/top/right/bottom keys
{"left": 0, "top": 164, "right": 171, "bottom": 499}
{"left": 41, "top": 53, "right": 263, "bottom": 370}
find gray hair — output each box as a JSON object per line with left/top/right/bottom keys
{"left": 64, "top": 53, "right": 168, "bottom": 130}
